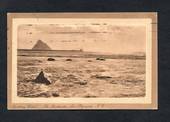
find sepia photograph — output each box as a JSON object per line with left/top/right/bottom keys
{"left": 7, "top": 13, "right": 157, "bottom": 109}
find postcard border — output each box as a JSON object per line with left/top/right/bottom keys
{"left": 7, "top": 12, "right": 157, "bottom": 110}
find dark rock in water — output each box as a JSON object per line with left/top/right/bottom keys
{"left": 47, "top": 58, "right": 55, "bottom": 61}
{"left": 66, "top": 59, "right": 72, "bottom": 61}
{"left": 96, "top": 57, "right": 105, "bottom": 61}
{"left": 95, "top": 75, "right": 112, "bottom": 79}
{"left": 34, "top": 71, "right": 51, "bottom": 85}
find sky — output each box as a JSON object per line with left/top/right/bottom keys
{"left": 17, "top": 22, "right": 146, "bottom": 54}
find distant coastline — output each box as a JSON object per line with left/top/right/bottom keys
{"left": 17, "top": 49, "right": 145, "bottom": 60}
{"left": 17, "top": 49, "right": 84, "bottom": 52}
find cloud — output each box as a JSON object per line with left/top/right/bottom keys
{"left": 18, "top": 24, "right": 146, "bottom": 54}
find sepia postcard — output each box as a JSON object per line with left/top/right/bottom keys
{"left": 7, "top": 13, "right": 157, "bottom": 109}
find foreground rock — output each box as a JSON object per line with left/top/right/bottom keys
{"left": 34, "top": 71, "right": 51, "bottom": 85}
